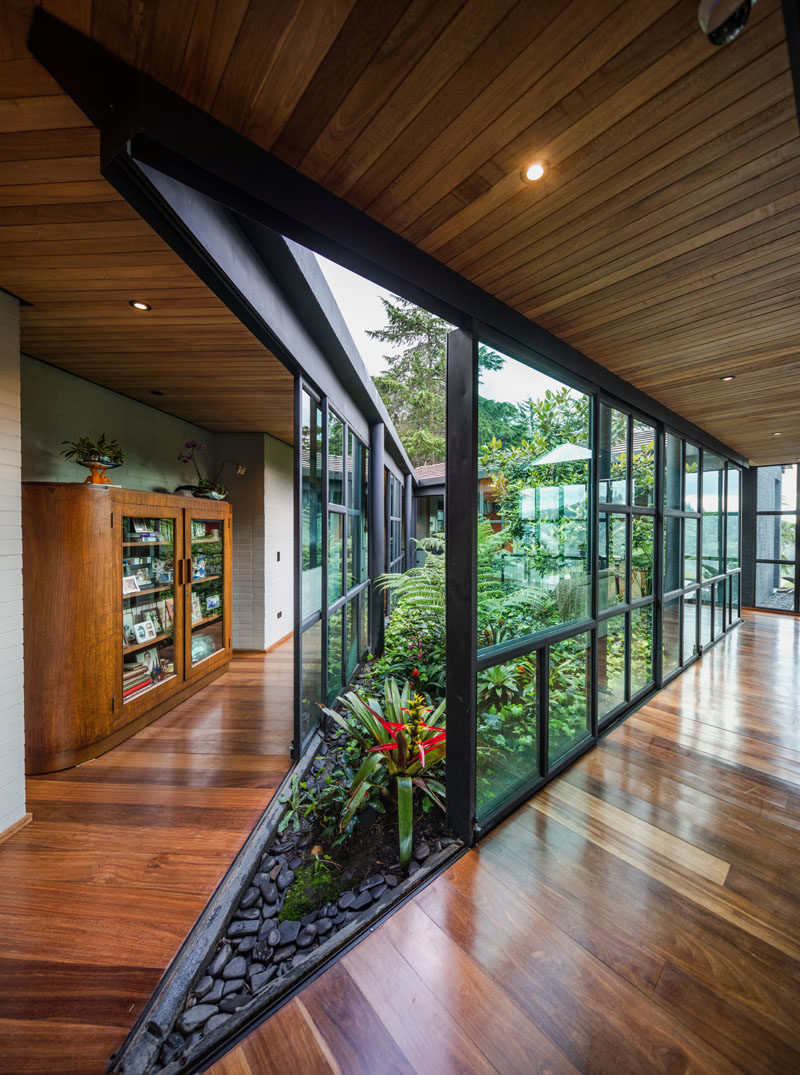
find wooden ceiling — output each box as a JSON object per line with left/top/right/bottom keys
{"left": 2, "top": 0, "right": 799, "bottom": 463}
{"left": 0, "top": 3, "right": 294, "bottom": 443}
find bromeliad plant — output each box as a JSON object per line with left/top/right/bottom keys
{"left": 320, "top": 678, "right": 446, "bottom": 868}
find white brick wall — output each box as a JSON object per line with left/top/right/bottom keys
{"left": 21, "top": 354, "right": 216, "bottom": 492}
{"left": 264, "top": 434, "right": 294, "bottom": 649}
{"left": 0, "top": 291, "right": 26, "bottom": 835}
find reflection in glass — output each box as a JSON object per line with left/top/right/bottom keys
{"left": 548, "top": 632, "right": 591, "bottom": 764}
{"left": 730, "top": 573, "right": 740, "bottom": 620}
{"left": 726, "top": 468, "right": 740, "bottom": 570}
{"left": 630, "top": 605, "right": 653, "bottom": 695}
{"left": 302, "top": 393, "right": 323, "bottom": 618}
{"left": 631, "top": 516, "right": 654, "bottom": 598}
{"left": 755, "top": 563, "right": 795, "bottom": 611}
{"left": 327, "top": 606, "right": 343, "bottom": 702}
{"left": 632, "top": 421, "right": 656, "bottom": 507}
{"left": 663, "top": 598, "right": 681, "bottom": 676}
{"left": 715, "top": 579, "right": 726, "bottom": 639}
{"left": 664, "top": 516, "right": 681, "bottom": 593}
{"left": 684, "top": 517, "right": 698, "bottom": 586}
{"left": 756, "top": 464, "right": 796, "bottom": 512}
{"left": 700, "top": 586, "right": 713, "bottom": 647}
{"left": 328, "top": 513, "right": 343, "bottom": 604}
{"left": 664, "top": 433, "right": 682, "bottom": 511}
{"left": 300, "top": 620, "right": 322, "bottom": 743}
{"left": 685, "top": 443, "right": 699, "bottom": 512}
{"left": 362, "top": 447, "right": 369, "bottom": 583}
{"left": 477, "top": 653, "right": 538, "bottom": 818}
{"left": 599, "top": 513, "right": 626, "bottom": 610}
{"left": 478, "top": 344, "right": 590, "bottom": 641}
{"left": 346, "top": 597, "right": 359, "bottom": 678}
{"left": 190, "top": 518, "right": 225, "bottom": 665}
{"left": 348, "top": 433, "right": 364, "bottom": 591}
{"left": 702, "top": 453, "right": 724, "bottom": 578}
{"left": 598, "top": 615, "right": 626, "bottom": 721}
{"left": 328, "top": 413, "right": 344, "bottom": 505}
{"left": 683, "top": 596, "right": 697, "bottom": 663}
{"left": 598, "top": 404, "right": 628, "bottom": 503}
{"left": 756, "top": 515, "right": 796, "bottom": 563}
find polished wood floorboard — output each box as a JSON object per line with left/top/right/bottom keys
{"left": 218, "top": 611, "right": 800, "bottom": 1075}
{"left": 0, "top": 645, "right": 293, "bottom": 1075}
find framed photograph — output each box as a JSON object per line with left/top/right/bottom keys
{"left": 133, "top": 621, "right": 157, "bottom": 644}
{"left": 191, "top": 593, "right": 203, "bottom": 624}
{"left": 123, "top": 611, "right": 136, "bottom": 644}
{"left": 157, "top": 599, "right": 172, "bottom": 628}
{"left": 134, "top": 567, "right": 152, "bottom": 588}
{"left": 132, "top": 518, "right": 150, "bottom": 534}
{"left": 165, "top": 597, "right": 175, "bottom": 623}
{"left": 122, "top": 575, "right": 140, "bottom": 594}
{"left": 193, "top": 556, "right": 207, "bottom": 579}
{"left": 205, "top": 594, "right": 221, "bottom": 612}
{"left": 137, "top": 646, "right": 163, "bottom": 680}
{"left": 143, "top": 608, "right": 162, "bottom": 634}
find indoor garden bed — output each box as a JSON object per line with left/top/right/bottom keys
{"left": 109, "top": 677, "right": 460, "bottom": 1075}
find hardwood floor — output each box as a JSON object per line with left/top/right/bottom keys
{"left": 0, "top": 644, "right": 293, "bottom": 1075}
{"left": 216, "top": 610, "right": 800, "bottom": 1075}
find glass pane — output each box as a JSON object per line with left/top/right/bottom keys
{"left": 715, "top": 579, "right": 726, "bottom": 639}
{"left": 598, "top": 404, "right": 628, "bottom": 504}
{"left": 685, "top": 443, "right": 699, "bottom": 512}
{"left": 328, "top": 413, "right": 344, "bottom": 505}
{"left": 327, "top": 606, "right": 343, "bottom": 702}
{"left": 631, "top": 515, "right": 654, "bottom": 599}
{"left": 300, "top": 620, "right": 322, "bottom": 743}
{"left": 632, "top": 421, "right": 655, "bottom": 507}
{"left": 599, "top": 513, "right": 626, "bottom": 610}
{"left": 664, "top": 515, "right": 681, "bottom": 593}
{"left": 346, "top": 597, "right": 359, "bottom": 678}
{"left": 361, "top": 446, "right": 369, "bottom": 583}
{"left": 630, "top": 605, "right": 654, "bottom": 695}
{"left": 702, "top": 453, "right": 724, "bottom": 578}
{"left": 477, "top": 653, "right": 538, "bottom": 818}
{"left": 359, "top": 591, "right": 368, "bottom": 657}
{"left": 548, "top": 632, "right": 591, "bottom": 764}
{"left": 726, "top": 468, "right": 740, "bottom": 570}
{"left": 662, "top": 598, "right": 681, "bottom": 677}
{"left": 302, "top": 393, "right": 323, "bottom": 618}
{"left": 190, "top": 518, "right": 224, "bottom": 666}
{"left": 122, "top": 515, "right": 177, "bottom": 700}
{"left": 756, "top": 515, "right": 796, "bottom": 563}
{"left": 478, "top": 344, "right": 591, "bottom": 644}
{"left": 700, "top": 586, "right": 713, "bottom": 647}
{"left": 328, "top": 513, "right": 343, "bottom": 604}
{"left": 684, "top": 517, "right": 698, "bottom": 586}
{"left": 348, "top": 434, "right": 364, "bottom": 591}
{"left": 664, "top": 433, "right": 682, "bottom": 511}
{"left": 757, "top": 464, "right": 796, "bottom": 512}
{"left": 730, "top": 574, "right": 740, "bottom": 620}
{"left": 682, "top": 595, "right": 697, "bottom": 663}
{"left": 598, "top": 614, "right": 626, "bottom": 722}
{"left": 755, "top": 563, "right": 795, "bottom": 610}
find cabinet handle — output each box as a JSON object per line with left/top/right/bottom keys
{"left": 186, "top": 557, "right": 193, "bottom": 583}
{"left": 177, "top": 558, "right": 184, "bottom": 587}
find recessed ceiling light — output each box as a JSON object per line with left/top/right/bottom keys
{"left": 524, "top": 162, "right": 545, "bottom": 182}
{"left": 720, "top": 375, "right": 735, "bottom": 382}
{"left": 150, "top": 390, "right": 164, "bottom": 396}
{"left": 773, "top": 431, "right": 783, "bottom": 437}
{"left": 129, "top": 300, "right": 151, "bottom": 311}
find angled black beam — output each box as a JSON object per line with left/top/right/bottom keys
{"left": 28, "top": 8, "right": 748, "bottom": 470}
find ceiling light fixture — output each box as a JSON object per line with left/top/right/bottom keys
{"left": 720, "top": 375, "right": 735, "bottom": 382}
{"left": 698, "top": 0, "right": 753, "bottom": 46}
{"left": 773, "top": 431, "right": 783, "bottom": 437}
{"left": 523, "top": 162, "right": 545, "bottom": 182}
{"left": 129, "top": 300, "right": 151, "bottom": 311}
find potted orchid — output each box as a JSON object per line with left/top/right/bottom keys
{"left": 175, "top": 440, "right": 246, "bottom": 499}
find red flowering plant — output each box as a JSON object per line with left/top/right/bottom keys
{"left": 320, "top": 676, "right": 446, "bottom": 867}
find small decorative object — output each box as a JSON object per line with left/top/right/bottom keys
{"left": 122, "top": 575, "right": 140, "bottom": 595}
{"left": 175, "top": 440, "right": 246, "bottom": 499}
{"left": 206, "top": 594, "right": 221, "bottom": 612}
{"left": 134, "top": 621, "right": 157, "bottom": 644}
{"left": 61, "top": 433, "right": 125, "bottom": 486}
{"left": 191, "top": 593, "right": 203, "bottom": 624}
{"left": 193, "top": 556, "right": 207, "bottom": 579}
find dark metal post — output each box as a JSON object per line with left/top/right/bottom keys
{"left": 740, "top": 466, "right": 756, "bottom": 608}
{"left": 403, "top": 473, "right": 414, "bottom": 571}
{"left": 446, "top": 327, "right": 478, "bottom": 845}
{"left": 292, "top": 377, "right": 302, "bottom": 759}
{"left": 368, "top": 422, "right": 385, "bottom": 655}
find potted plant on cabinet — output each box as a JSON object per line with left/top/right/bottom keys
{"left": 61, "top": 433, "right": 126, "bottom": 485}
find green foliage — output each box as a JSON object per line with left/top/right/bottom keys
{"left": 320, "top": 680, "right": 446, "bottom": 867}
{"left": 61, "top": 432, "right": 125, "bottom": 465}
{"left": 278, "top": 857, "right": 345, "bottom": 922}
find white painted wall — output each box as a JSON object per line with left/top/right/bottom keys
{"left": 264, "top": 434, "right": 294, "bottom": 649}
{"left": 21, "top": 354, "right": 216, "bottom": 492}
{"left": 0, "top": 291, "right": 26, "bottom": 835}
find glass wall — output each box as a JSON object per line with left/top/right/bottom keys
{"left": 467, "top": 335, "right": 744, "bottom": 825}
{"left": 300, "top": 391, "right": 324, "bottom": 743}
{"left": 753, "top": 464, "right": 799, "bottom": 613}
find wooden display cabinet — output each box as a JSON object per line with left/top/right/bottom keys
{"left": 22, "top": 484, "right": 233, "bottom": 774}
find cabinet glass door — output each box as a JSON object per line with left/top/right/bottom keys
{"left": 122, "top": 515, "right": 179, "bottom": 703}
{"left": 187, "top": 516, "right": 225, "bottom": 667}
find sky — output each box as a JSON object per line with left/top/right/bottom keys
{"left": 315, "top": 252, "right": 569, "bottom": 407}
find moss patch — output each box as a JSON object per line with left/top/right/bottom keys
{"left": 278, "top": 860, "right": 347, "bottom": 922}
